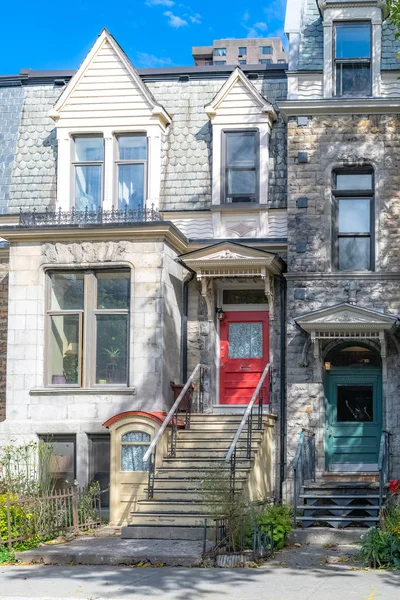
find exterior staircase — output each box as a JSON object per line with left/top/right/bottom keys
{"left": 295, "top": 480, "right": 382, "bottom": 529}
{"left": 122, "top": 413, "right": 268, "bottom": 540}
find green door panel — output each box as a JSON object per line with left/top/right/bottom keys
{"left": 325, "top": 369, "right": 382, "bottom": 469}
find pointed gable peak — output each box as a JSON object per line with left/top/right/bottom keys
{"left": 205, "top": 67, "right": 277, "bottom": 121}
{"left": 49, "top": 29, "right": 171, "bottom": 130}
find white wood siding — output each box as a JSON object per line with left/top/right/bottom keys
{"left": 381, "top": 72, "right": 400, "bottom": 97}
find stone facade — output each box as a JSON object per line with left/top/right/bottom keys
{"left": 0, "top": 263, "right": 8, "bottom": 422}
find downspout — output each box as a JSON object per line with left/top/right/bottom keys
{"left": 177, "top": 261, "right": 196, "bottom": 383}
{"left": 279, "top": 275, "right": 287, "bottom": 500}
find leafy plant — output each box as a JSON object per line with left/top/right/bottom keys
{"left": 0, "top": 441, "right": 56, "bottom": 496}
{"left": 257, "top": 504, "right": 293, "bottom": 550}
{"left": 103, "top": 347, "right": 121, "bottom": 359}
{"left": 0, "top": 546, "right": 15, "bottom": 564}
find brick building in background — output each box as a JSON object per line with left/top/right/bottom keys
{"left": 192, "top": 37, "right": 287, "bottom": 66}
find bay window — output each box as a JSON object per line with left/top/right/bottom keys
{"left": 116, "top": 134, "right": 147, "bottom": 211}
{"left": 223, "top": 130, "right": 259, "bottom": 203}
{"left": 73, "top": 136, "right": 104, "bottom": 210}
{"left": 333, "top": 170, "right": 374, "bottom": 271}
{"left": 48, "top": 269, "right": 130, "bottom": 387}
{"left": 334, "top": 23, "right": 371, "bottom": 97}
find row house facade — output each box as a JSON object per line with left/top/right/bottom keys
{"left": 0, "top": 0, "right": 399, "bottom": 528}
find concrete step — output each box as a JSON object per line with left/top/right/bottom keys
{"left": 144, "top": 489, "right": 215, "bottom": 501}
{"left": 148, "top": 477, "right": 246, "bottom": 491}
{"left": 288, "top": 527, "right": 366, "bottom": 545}
{"left": 128, "top": 512, "right": 210, "bottom": 527}
{"left": 122, "top": 524, "right": 210, "bottom": 541}
{"left": 161, "top": 457, "right": 253, "bottom": 469}
{"left": 174, "top": 448, "right": 255, "bottom": 459}
{"left": 176, "top": 439, "right": 250, "bottom": 449}
{"left": 178, "top": 429, "right": 263, "bottom": 438}
{"left": 156, "top": 467, "right": 251, "bottom": 479}
{"left": 137, "top": 500, "right": 213, "bottom": 513}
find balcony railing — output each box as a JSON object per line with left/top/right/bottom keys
{"left": 18, "top": 205, "right": 162, "bottom": 227}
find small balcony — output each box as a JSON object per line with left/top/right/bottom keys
{"left": 18, "top": 205, "right": 162, "bottom": 228}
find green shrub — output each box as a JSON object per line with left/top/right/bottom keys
{"left": 0, "top": 546, "right": 15, "bottom": 564}
{"left": 0, "top": 494, "right": 34, "bottom": 540}
{"left": 257, "top": 504, "right": 293, "bottom": 549}
{"left": 359, "top": 527, "right": 400, "bottom": 569}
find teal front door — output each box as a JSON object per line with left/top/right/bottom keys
{"left": 325, "top": 369, "right": 382, "bottom": 471}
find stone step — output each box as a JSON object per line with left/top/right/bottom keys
{"left": 148, "top": 477, "right": 246, "bottom": 490}
{"left": 128, "top": 512, "right": 210, "bottom": 527}
{"left": 161, "top": 457, "right": 253, "bottom": 469}
{"left": 144, "top": 489, "right": 215, "bottom": 501}
{"left": 156, "top": 467, "right": 251, "bottom": 478}
{"left": 178, "top": 428, "right": 263, "bottom": 438}
{"left": 174, "top": 448, "right": 254, "bottom": 459}
{"left": 176, "top": 439, "right": 250, "bottom": 449}
{"left": 121, "top": 524, "right": 209, "bottom": 541}
{"left": 288, "top": 527, "right": 365, "bottom": 545}
{"left": 137, "top": 500, "right": 213, "bottom": 513}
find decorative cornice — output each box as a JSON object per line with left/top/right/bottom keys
{"left": 318, "top": 0, "right": 388, "bottom": 18}
{"left": 278, "top": 98, "right": 400, "bottom": 119}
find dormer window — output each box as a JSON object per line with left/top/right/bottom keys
{"left": 334, "top": 23, "right": 371, "bottom": 97}
{"left": 73, "top": 135, "right": 104, "bottom": 211}
{"left": 224, "top": 130, "right": 259, "bottom": 204}
{"left": 116, "top": 134, "right": 147, "bottom": 211}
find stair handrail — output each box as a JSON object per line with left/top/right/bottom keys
{"left": 225, "top": 363, "right": 271, "bottom": 464}
{"left": 293, "top": 428, "right": 316, "bottom": 526}
{"left": 378, "top": 430, "right": 390, "bottom": 509}
{"left": 143, "top": 363, "right": 209, "bottom": 463}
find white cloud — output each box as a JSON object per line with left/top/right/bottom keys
{"left": 135, "top": 52, "right": 174, "bottom": 68}
{"left": 146, "top": 0, "right": 174, "bottom": 7}
{"left": 189, "top": 12, "right": 201, "bottom": 24}
{"left": 164, "top": 10, "right": 188, "bottom": 27}
{"left": 253, "top": 21, "right": 268, "bottom": 32}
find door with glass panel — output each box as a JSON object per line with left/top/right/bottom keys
{"left": 219, "top": 311, "right": 269, "bottom": 405}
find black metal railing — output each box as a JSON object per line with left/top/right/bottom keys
{"left": 225, "top": 363, "right": 271, "bottom": 495}
{"left": 19, "top": 205, "right": 162, "bottom": 227}
{"left": 378, "top": 430, "right": 390, "bottom": 509}
{"left": 293, "top": 429, "right": 316, "bottom": 526}
{"left": 143, "top": 363, "right": 210, "bottom": 499}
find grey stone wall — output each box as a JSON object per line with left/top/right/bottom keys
{"left": 0, "top": 87, "right": 24, "bottom": 214}
{"left": 9, "top": 86, "right": 62, "bottom": 213}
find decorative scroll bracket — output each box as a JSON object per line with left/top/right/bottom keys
{"left": 261, "top": 268, "right": 275, "bottom": 320}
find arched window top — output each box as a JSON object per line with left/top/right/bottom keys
{"left": 325, "top": 343, "right": 381, "bottom": 368}
{"left": 121, "top": 431, "right": 151, "bottom": 443}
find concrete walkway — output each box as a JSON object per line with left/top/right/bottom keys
{"left": 0, "top": 561, "right": 399, "bottom": 599}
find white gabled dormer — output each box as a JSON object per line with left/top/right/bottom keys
{"left": 49, "top": 29, "right": 171, "bottom": 212}
{"left": 205, "top": 68, "right": 276, "bottom": 212}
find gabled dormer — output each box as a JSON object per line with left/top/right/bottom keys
{"left": 50, "top": 29, "right": 171, "bottom": 212}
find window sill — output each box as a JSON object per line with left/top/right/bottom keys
{"left": 30, "top": 387, "right": 137, "bottom": 396}
{"left": 211, "top": 203, "right": 264, "bottom": 212}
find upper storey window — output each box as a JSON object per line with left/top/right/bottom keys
{"left": 334, "top": 23, "right": 371, "bottom": 97}
{"left": 116, "top": 134, "right": 147, "bottom": 211}
{"left": 214, "top": 48, "right": 226, "bottom": 56}
{"left": 224, "top": 130, "right": 259, "bottom": 204}
{"left": 73, "top": 136, "right": 104, "bottom": 211}
{"left": 333, "top": 169, "right": 374, "bottom": 271}
{"left": 260, "top": 46, "right": 272, "bottom": 55}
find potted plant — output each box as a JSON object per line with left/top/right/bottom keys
{"left": 103, "top": 347, "right": 121, "bottom": 365}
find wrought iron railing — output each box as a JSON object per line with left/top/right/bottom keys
{"left": 378, "top": 430, "right": 390, "bottom": 509}
{"left": 225, "top": 363, "right": 271, "bottom": 495}
{"left": 293, "top": 429, "right": 316, "bottom": 526}
{"left": 143, "top": 363, "right": 210, "bottom": 499}
{"left": 19, "top": 205, "right": 162, "bottom": 227}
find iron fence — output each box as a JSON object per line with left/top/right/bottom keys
{"left": 293, "top": 429, "right": 316, "bottom": 526}
{"left": 19, "top": 205, "right": 162, "bottom": 227}
{"left": 0, "top": 486, "right": 102, "bottom": 551}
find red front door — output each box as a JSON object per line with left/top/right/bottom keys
{"left": 219, "top": 311, "right": 269, "bottom": 405}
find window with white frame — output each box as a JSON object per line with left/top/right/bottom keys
{"left": 73, "top": 135, "right": 104, "bottom": 211}
{"left": 334, "top": 22, "right": 371, "bottom": 97}
{"left": 47, "top": 269, "right": 130, "bottom": 387}
{"left": 116, "top": 134, "right": 148, "bottom": 211}
{"left": 121, "top": 431, "right": 150, "bottom": 471}
{"left": 223, "top": 130, "right": 259, "bottom": 203}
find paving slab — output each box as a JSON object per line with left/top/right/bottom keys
{"left": 15, "top": 535, "right": 205, "bottom": 567}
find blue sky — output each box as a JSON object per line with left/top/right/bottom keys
{"left": 1, "top": 0, "right": 286, "bottom": 74}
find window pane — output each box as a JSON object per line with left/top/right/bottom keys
{"left": 228, "top": 322, "right": 262, "bottom": 358}
{"left": 227, "top": 134, "right": 256, "bottom": 166}
{"left": 121, "top": 445, "right": 150, "bottom": 471}
{"left": 214, "top": 48, "right": 226, "bottom": 56}
{"left": 336, "top": 173, "right": 372, "bottom": 190}
{"left": 339, "top": 237, "right": 370, "bottom": 270}
{"left": 260, "top": 46, "right": 272, "bottom": 55}
{"left": 214, "top": 61, "right": 226, "bottom": 65}
{"left": 239, "top": 60, "right": 247, "bottom": 65}
{"left": 74, "top": 136, "right": 104, "bottom": 162}
{"left": 97, "top": 271, "right": 130, "bottom": 309}
{"left": 337, "top": 386, "right": 373, "bottom": 422}
{"left": 339, "top": 199, "right": 370, "bottom": 233}
{"left": 122, "top": 432, "right": 151, "bottom": 443}
{"left": 223, "top": 289, "right": 268, "bottom": 304}
{"left": 118, "top": 135, "right": 147, "bottom": 161}
{"left": 96, "top": 314, "right": 128, "bottom": 384}
{"left": 336, "top": 63, "right": 370, "bottom": 96}
{"left": 51, "top": 273, "right": 84, "bottom": 310}
{"left": 336, "top": 24, "right": 371, "bottom": 59}
{"left": 75, "top": 165, "right": 102, "bottom": 211}
{"left": 45, "top": 438, "right": 76, "bottom": 490}
{"left": 50, "top": 315, "right": 80, "bottom": 385}
{"left": 238, "top": 47, "right": 247, "bottom": 55}
{"left": 228, "top": 169, "right": 256, "bottom": 195}
{"left": 259, "top": 59, "right": 272, "bottom": 64}
{"left": 118, "top": 164, "right": 145, "bottom": 210}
